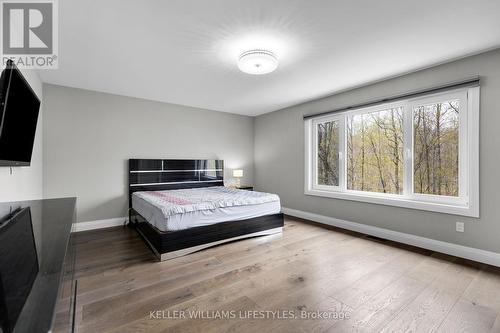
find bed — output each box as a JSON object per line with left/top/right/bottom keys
{"left": 128, "top": 159, "right": 284, "bottom": 261}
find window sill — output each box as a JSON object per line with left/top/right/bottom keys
{"left": 304, "top": 188, "right": 478, "bottom": 217}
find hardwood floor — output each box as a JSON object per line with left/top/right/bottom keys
{"left": 70, "top": 217, "right": 500, "bottom": 333}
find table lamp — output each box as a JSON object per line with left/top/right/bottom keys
{"left": 233, "top": 169, "right": 243, "bottom": 187}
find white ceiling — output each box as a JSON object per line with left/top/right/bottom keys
{"left": 39, "top": 0, "right": 500, "bottom": 116}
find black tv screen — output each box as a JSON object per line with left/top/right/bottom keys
{"left": 0, "top": 61, "right": 41, "bottom": 166}
{"left": 0, "top": 207, "right": 39, "bottom": 333}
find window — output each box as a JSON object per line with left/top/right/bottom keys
{"left": 305, "top": 87, "right": 479, "bottom": 217}
{"left": 347, "top": 107, "right": 404, "bottom": 194}
{"left": 316, "top": 119, "right": 340, "bottom": 187}
{"left": 413, "top": 99, "right": 459, "bottom": 196}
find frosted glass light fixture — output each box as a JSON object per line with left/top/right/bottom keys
{"left": 238, "top": 50, "right": 278, "bottom": 75}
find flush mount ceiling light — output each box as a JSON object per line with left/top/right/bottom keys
{"left": 237, "top": 49, "right": 278, "bottom": 75}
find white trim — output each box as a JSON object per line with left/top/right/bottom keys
{"left": 305, "top": 188, "right": 473, "bottom": 216}
{"left": 304, "top": 119, "right": 313, "bottom": 194}
{"left": 282, "top": 207, "right": 500, "bottom": 267}
{"left": 72, "top": 217, "right": 127, "bottom": 232}
{"left": 467, "top": 87, "right": 480, "bottom": 218}
{"left": 403, "top": 104, "right": 413, "bottom": 199}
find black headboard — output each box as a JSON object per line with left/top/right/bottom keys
{"left": 128, "top": 159, "right": 224, "bottom": 208}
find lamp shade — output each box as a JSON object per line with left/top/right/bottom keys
{"left": 233, "top": 169, "right": 243, "bottom": 178}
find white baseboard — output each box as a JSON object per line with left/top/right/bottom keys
{"left": 282, "top": 207, "right": 500, "bottom": 267}
{"left": 72, "top": 217, "right": 127, "bottom": 232}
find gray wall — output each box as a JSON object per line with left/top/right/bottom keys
{"left": 254, "top": 48, "right": 500, "bottom": 254}
{"left": 0, "top": 69, "right": 43, "bottom": 202}
{"left": 43, "top": 84, "right": 254, "bottom": 223}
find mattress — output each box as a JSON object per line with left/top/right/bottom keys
{"left": 132, "top": 186, "right": 281, "bottom": 232}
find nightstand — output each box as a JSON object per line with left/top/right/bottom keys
{"left": 236, "top": 186, "right": 254, "bottom": 191}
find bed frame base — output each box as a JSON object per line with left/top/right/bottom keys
{"left": 131, "top": 211, "right": 284, "bottom": 261}
{"left": 137, "top": 226, "right": 283, "bottom": 261}
{"left": 128, "top": 159, "right": 284, "bottom": 261}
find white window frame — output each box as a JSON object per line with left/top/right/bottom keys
{"left": 304, "top": 86, "right": 480, "bottom": 217}
{"left": 311, "top": 115, "right": 344, "bottom": 191}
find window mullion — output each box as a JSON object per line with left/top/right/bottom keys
{"left": 403, "top": 103, "right": 413, "bottom": 198}
{"left": 340, "top": 115, "right": 347, "bottom": 192}
{"left": 312, "top": 120, "right": 320, "bottom": 189}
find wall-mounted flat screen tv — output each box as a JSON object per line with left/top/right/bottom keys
{"left": 0, "top": 60, "right": 41, "bottom": 167}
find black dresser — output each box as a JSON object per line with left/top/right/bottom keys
{"left": 0, "top": 198, "right": 76, "bottom": 333}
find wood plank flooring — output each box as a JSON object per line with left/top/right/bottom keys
{"left": 68, "top": 216, "right": 500, "bottom": 333}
